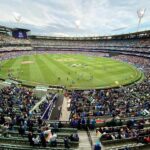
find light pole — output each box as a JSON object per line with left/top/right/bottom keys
{"left": 75, "top": 20, "right": 81, "bottom": 37}
{"left": 13, "top": 12, "right": 22, "bottom": 27}
{"left": 137, "top": 8, "right": 146, "bottom": 32}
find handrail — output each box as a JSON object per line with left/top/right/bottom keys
{"left": 86, "top": 127, "right": 94, "bottom": 149}
{"left": 41, "top": 94, "right": 57, "bottom": 120}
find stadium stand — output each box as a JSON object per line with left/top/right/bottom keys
{"left": 0, "top": 85, "right": 79, "bottom": 149}
{"left": 0, "top": 26, "right": 32, "bottom": 51}
{"left": 29, "top": 30, "right": 150, "bottom": 58}
{"left": 0, "top": 25, "right": 150, "bottom": 150}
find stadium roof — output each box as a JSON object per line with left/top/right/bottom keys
{"left": 11, "top": 28, "right": 30, "bottom": 32}
{"left": 0, "top": 25, "right": 30, "bottom": 34}
{"left": 0, "top": 25, "right": 11, "bottom": 31}
{"left": 29, "top": 30, "right": 150, "bottom": 40}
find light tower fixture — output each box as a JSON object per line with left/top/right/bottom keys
{"left": 137, "top": 8, "right": 146, "bottom": 32}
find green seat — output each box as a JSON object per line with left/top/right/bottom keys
{"left": 0, "top": 137, "right": 79, "bottom": 148}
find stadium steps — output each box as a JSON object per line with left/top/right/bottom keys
{"left": 13, "top": 126, "right": 77, "bottom": 133}
{"left": 78, "top": 131, "right": 91, "bottom": 150}
{"left": 2, "top": 131, "right": 72, "bottom": 139}
{"left": 89, "top": 130, "right": 98, "bottom": 143}
{"left": 101, "top": 138, "right": 138, "bottom": 150}
{"left": 30, "top": 95, "right": 46, "bottom": 113}
{"left": 104, "top": 143, "right": 150, "bottom": 150}
{"left": 50, "top": 94, "right": 64, "bottom": 120}
{"left": 90, "top": 130, "right": 105, "bottom": 150}
{"left": 59, "top": 96, "right": 71, "bottom": 121}
{"left": 0, "top": 143, "right": 76, "bottom": 150}
{"left": 91, "top": 134, "right": 150, "bottom": 150}
{"left": 0, "top": 136, "right": 79, "bottom": 148}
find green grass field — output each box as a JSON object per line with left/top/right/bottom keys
{"left": 0, "top": 54, "right": 142, "bottom": 90}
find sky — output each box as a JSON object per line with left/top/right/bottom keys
{"left": 0, "top": 0, "right": 149, "bottom": 36}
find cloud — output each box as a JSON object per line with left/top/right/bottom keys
{"left": 0, "top": 0, "right": 149, "bottom": 36}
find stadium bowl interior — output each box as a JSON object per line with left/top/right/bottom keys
{"left": 0, "top": 15, "right": 150, "bottom": 150}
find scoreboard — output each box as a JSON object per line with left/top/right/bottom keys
{"left": 12, "top": 28, "right": 30, "bottom": 39}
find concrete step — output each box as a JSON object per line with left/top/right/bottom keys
{"left": 78, "top": 131, "right": 92, "bottom": 150}
{"left": 90, "top": 130, "right": 105, "bottom": 150}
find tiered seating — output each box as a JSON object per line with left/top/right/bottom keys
{"left": 68, "top": 56, "right": 150, "bottom": 149}
{"left": 69, "top": 77, "right": 150, "bottom": 122}
{"left": 0, "top": 36, "right": 150, "bottom": 149}
{"left": 30, "top": 37, "right": 150, "bottom": 56}
{"left": 0, "top": 128, "right": 78, "bottom": 148}
{"left": 96, "top": 118, "right": 150, "bottom": 150}
{"left": 0, "top": 34, "right": 32, "bottom": 51}
{"left": 0, "top": 85, "right": 79, "bottom": 150}
{"left": 1, "top": 31, "right": 150, "bottom": 58}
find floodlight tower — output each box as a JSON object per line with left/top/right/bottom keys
{"left": 137, "top": 8, "right": 146, "bottom": 32}
{"left": 75, "top": 20, "right": 81, "bottom": 37}
{"left": 13, "top": 12, "right": 22, "bottom": 27}
{"left": 75, "top": 20, "right": 81, "bottom": 29}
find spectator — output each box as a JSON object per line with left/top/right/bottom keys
{"left": 28, "top": 132, "right": 34, "bottom": 146}
{"left": 69, "top": 133, "right": 79, "bottom": 142}
{"left": 64, "top": 136, "right": 70, "bottom": 148}
{"left": 50, "top": 133, "right": 57, "bottom": 147}
{"left": 94, "top": 141, "right": 101, "bottom": 150}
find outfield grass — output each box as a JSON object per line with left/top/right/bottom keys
{"left": 0, "top": 54, "right": 142, "bottom": 90}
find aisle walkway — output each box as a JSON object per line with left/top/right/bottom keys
{"left": 50, "top": 94, "right": 63, "bottom": 120}
{"left": 90, "top": 130, "right": 105, "bottom": 150}
{"left": 30, "top": 95, "right": 46, "bottom": 112}
{"left": 78, "top": 131, "right": 92, "bottom": 150}
{"left": 59, "top": 96, "right": 71, "bottom": 121}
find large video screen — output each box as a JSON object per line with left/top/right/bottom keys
{"left": 12, "top": 30, "right": 27, "bottom": 39}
